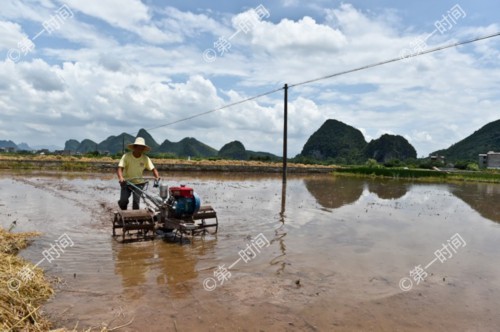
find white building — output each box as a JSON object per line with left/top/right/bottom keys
{"left": 479, "top": 151, "right": 500, "bottom": 169}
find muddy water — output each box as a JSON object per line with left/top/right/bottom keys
{"left": 1, "top": 171, "right": 500, "bottom": 331}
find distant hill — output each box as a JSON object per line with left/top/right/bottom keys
{"left": 0, "top": 141, "right": 32, "bottom": 151}
{"left": 158, "top": 137, "right": 217, "bottom": 157}
{"left": 247, "top": 150, "right": 280, "bottom": 161}
{"left": 300, "top": 119, "right": 367, "bottom": 163}
{"left": 97, "top": 133, "right": 135, "bottom": 154}
{"left": 432, "top": 119, "right": 500, "bottom": 162}
{"left": 137, "top": 128, "right": 159, "bottom": 151}
{"left": 64, "top": 129, "right": 217, "bottom": 157}
{"left": 0, "top": 140, "right": 17, "bottom": 148}
{"left": 218, "top": 141, "right": 248, "bottom": 160}
{"left": 77, "top": 139, "right": 98, "bottom": 154}
{"left": 64, "top": 139, "right": 80, "bottom": 151}
{"left": 66, "top": 134, "right": 134, "bottom": 154}
{"left": 218, "top": 140, "right": 279, "bottom": 160}
{"left": 364, "top": 134, "right": 417, "bottom": 163}
{"left": 157, "top": 138, "right": 175, "bottom": 154}
{"left": 17, "top": 143, "right": 32, "bottom": 150}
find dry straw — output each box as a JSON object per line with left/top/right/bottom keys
{"left": 1, "top": 228, "right": 111, "bottom": 332}
{"left": 0, "top": 227, "right": 53, "bottom": 331}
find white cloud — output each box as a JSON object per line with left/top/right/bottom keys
{"left": 412, "top": 131, "right": 433, "bottom": 142}
{"left": 281, "top": 0, "right": 299, "bottom": 7}
{"left": 47, "top": 19, "right": 120, "bottom": 49}
{"left": 254, "top": 16, "right": 346, "bottom": 52}
{"left": 325, "top": 4, "right": 396, "bottom": 36}
{"left": 0, "top": 20, "right": 28, "bottom": 51}
{"left": 64, "top": 0, "right": 149, "bottom": 29}
{"left": 137, "top": 25, "right": 182, "bottom": 44}
{"left": 160, "top": 7, "right": 229, "bottom": 39}
{"left": 0, "top": 1, "right": 498, "bottom": 158}
{"left": 20, "top": 58, "right": 65, "bottom": 91}
{"left": 0, "top": 0, "right": 47, "bottom": 22}
{"left": 64, "top": 0, "right": 179, "bottom": 44}
{"left": 25, "top": 122, "right": 52, "bottom": 133}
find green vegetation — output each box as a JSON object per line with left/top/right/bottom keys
{"left": 364, "top": 134, "right": 417, "bottom": 163}
{"left": 454, "top": 161, "right": 480, "bottom": 171}
{"left": 431, "top": 119, "right": 500, "bottom": 162}
{"left": 156, "top": 136, "right": 218, "bottom": 157}
{"left": 4, "top": 118, "right": 500, "bottom": 173}
{"left": 245, "top": 151, "right": 279, "bottom": 161}
{"left": 216, "top": 140, "right": 280, "bottom": 161}
{"left": 148, "top": 152, "right": 178, "bottom": 159}
{"left": 365, "top": 158, "right": 381, "bottom": 168}
{"left": 218, "top": 140, "right": 248, "bottom": 160}
{"left": 0, "top": 161, "right": 38, "bottom": 169}
{"left": 64, "top": 139, "right": 80, "bottom": 151}
{"left": 300, "top": 119, "right": 367, "bottom": 163}
{"left": 248, "top": 153, "right": 277, "bottom": 161}
{"left": 298, "top": 119, "right": 419, "bottom": 165}
{"left": 96, "top": 133, "right": 135, "bottom": 154}
{"left": 66, "top": 132, "right": 136, "bottom": 155}
{"left": 77, "top": 138, "right": 100, "bottom": 154}
{"left": 61, "top": 161, "right": 92, "bottom": 171}
{"left": 64, "top": 128, "right": 220, "bottom": 157}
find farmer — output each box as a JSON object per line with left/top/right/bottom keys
{"left": 117, "top": 137, "right": 160, "bottom": 210}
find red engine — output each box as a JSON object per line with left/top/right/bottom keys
{"left": 169, "top": 185, "right": 194, "bottom": 198}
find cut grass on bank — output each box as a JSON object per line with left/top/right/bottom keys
{"left": 0, "top": 226, "right": 121, "bottom": 332}
{"left": 0, "top": 227, "right": 53, "bottom": 332}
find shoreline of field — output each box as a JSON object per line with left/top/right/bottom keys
{"left": 0, "top": 156, "right": 336, "bottom": 173}
{"left": 334, "top": 166, "right": 500, "bottom": 183}
{"left": 1, "top": 156, "right": 500, "bottom": 183}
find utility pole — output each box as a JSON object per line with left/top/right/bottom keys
{"left": 283, "top": 84, "right": 288, "bottom": 184}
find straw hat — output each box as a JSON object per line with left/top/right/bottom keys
{"left": 127, "top": 137, "right": 151, "bottom": 151}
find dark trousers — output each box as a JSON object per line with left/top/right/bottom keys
{"left": 118, "top": 183, "right": 145, "bottom": 210}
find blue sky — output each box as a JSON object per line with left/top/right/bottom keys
{"left": 0, "top": 0, "right": 499, "bottom": 156}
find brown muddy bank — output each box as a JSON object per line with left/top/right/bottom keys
{"left": 0, "top": 157, "right": 335, "bottom": 173}
{"left": 1, "top": 171, "right": 500, "bottom": 331}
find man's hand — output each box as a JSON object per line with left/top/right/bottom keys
{"left": 118, "top": 175, "right": 126, "bottom": 187}
{"left": 117, "top": 167, "right": 125, "bottom": 186}
{"left": 152, "top": 168, "right": 160, "bottom": 182}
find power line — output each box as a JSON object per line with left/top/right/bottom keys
{"left": 145, "top": 87, "right": 283, "bottom": 131}
{"left": 289, "top": 31, "right": 500, "bottom": 88}
{"left": 144, "top": 31, "right": 500, "bottom": 132}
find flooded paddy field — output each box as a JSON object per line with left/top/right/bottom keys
{"left": 1, "top": 170, "right": 500, "bottom": 331}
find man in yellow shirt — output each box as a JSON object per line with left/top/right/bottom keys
{"left": 117, "top": 137, "right": 160, "bottom": 210}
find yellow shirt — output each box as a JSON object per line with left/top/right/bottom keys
{"left": 118, "top": 152, "right": 155, "bottom": 184}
